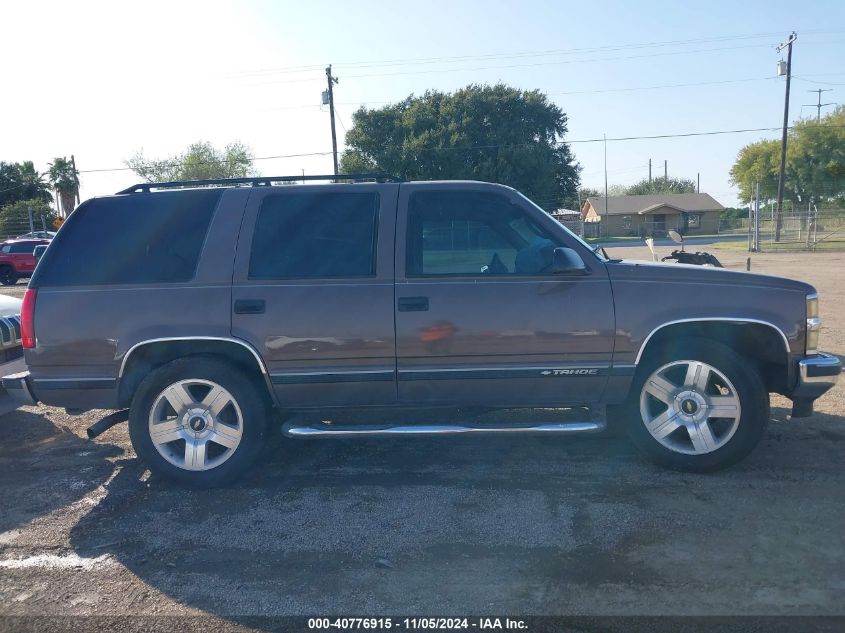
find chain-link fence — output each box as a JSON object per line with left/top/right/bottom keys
{"left": 719, "top": 207, "right": 845, "bottom": 251}
{"left": 1, "top": 213, "right": 54, "bottom": 241}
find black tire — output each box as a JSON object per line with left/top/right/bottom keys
{"left": 128, "top": 356, "right": 272, "bottom": 487}
{"left": 616, "top": 338, "right": 769, "bottom": 472}
{"left": 0, "top": 266, "right": 17, "bottom": 286}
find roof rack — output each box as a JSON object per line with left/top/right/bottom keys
{"left": 116, "top": 173, "right": 402, "bottom": 194}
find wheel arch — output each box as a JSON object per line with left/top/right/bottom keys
{"left": 118, "top": 337, "right": 273, "bottom": 408}
{"left": 635, "top": 318, "right": 792, "bottom": 393}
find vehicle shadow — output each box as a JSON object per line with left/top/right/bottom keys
{"left": 0, "top": 408, "right": 122, "bottom": 535}
{"left": 67, "top": 403, "right": 845, "bottom": 617}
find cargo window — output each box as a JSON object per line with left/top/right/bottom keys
{"left": 31, "top": 190, "right": 220, "bottom": 286}
{"left": 249, "top": 192, "right": 378, "bottom": 279}
{"left": 406, "top": 191, "right": 560, "bottom": 276}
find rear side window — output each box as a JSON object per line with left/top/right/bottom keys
{"left": 249, "top": 192, "right": 378, "bottom": 279}
{"left": 33, "top": 190, "right": 220, "bottom": 286}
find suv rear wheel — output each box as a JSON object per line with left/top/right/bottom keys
{"left": 617, "top": 338, "right": 769, "bottom": 472}
{"left": 128, "top": 356, "right": 270, "bottom": 487}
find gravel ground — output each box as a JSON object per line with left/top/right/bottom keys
{"left": 0, "top": 248, "right": 844, "bottom": 623}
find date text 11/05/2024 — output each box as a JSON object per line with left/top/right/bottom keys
{"left": 307, "top": 617, "right": 528, "bottom": 630}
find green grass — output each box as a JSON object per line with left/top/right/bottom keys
{"left": 585, "top": 233, "right": 726, "bottom": 243}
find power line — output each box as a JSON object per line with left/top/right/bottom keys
{"left": 78, "top": 151, "right": 335, "bottom": 174}
{"left": 260, "top": 75, "right": 781, "bottom": 113}
{"left": 235, "top": 42, "right": 777, "bottom": 86}
{"left": 225, "top": 29, "right": 845, "bottom": 77}
{"left": 68, "top": 123, "right": 845, "bottom": 176}
{"left": 802, "top": 88, "right": 835, "bottom": 121}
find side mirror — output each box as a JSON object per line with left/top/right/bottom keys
{"left": 550, "top": 247, "right": 588, "bottom": 274}
{"left": 33, "top": 245, "right": 47, "bottom": 262}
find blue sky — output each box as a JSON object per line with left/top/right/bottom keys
{"left": 2, "top": 0, "right": 843, "bottom": 206}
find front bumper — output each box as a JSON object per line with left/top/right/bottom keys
{"left": 788, "top": 352, "right": 841, "bottom": 417}
{"left": 796, "top": 353, "right": 841, "bottom": 395}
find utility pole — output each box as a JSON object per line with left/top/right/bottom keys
{"left": 697, "top": 172, "right": 700, "bottom": 193}
{"left": 664, "top": 160, "right": 667, "bottom": 181}
{"left": 577, "top": 189, "right": 584, "bottom": 238}
{"left": 753, "top": 182, "right": 761, "bottom": 252}
{"left": 27, "top": 206, "right": 34, "bottom": 234}
{"left": 325, "top": 65, "right": 340, "bottom": 176}
{"left": 70, "top": 154, "right": 81, "bottom": 205}
{"left": 803, "top": 88, "right": 834, "bottom": 122}
{"left": 603, "top": 134, "right": 609, "bottom": 238}
{"left": 648, "top": 159, "right": 652, "bottom": 183}
{"left": 774, "top": 31, "right": 797, "bottom": 242}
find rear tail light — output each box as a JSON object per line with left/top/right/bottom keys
{"left": 21, "top": 288, "right": 36, "bottom": 349}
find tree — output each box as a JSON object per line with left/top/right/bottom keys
{"left": 0, "top": 161, "right": 53, "bottom": 207}
{"left": 730, "top": 106, "right": 845, "bottom": 205}
{"left": 624, "top": 176, "right": 697, "bottom": 195}
{"left": 126, "top": 141, "right": 257, "bottom": 182}
{"left": 561, "top": 187, "right": 601, "bottom": 211}
{"left": 0, "top": 198, "right": 58, "bottom": 238}
{"left": 48, "top": 157, "right": 80, "bottom": 216}
{"left": 340, "top": 84, "right": 580, "bottom": 210}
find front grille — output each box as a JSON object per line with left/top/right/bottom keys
{"left": 0, "top": 315, "right": 22, "bottom": 348}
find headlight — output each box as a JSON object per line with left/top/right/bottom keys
{"left": 806, "top": 293, "right": 820, "bottom": 354}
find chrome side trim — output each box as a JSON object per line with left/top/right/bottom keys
{"left": 34, "top": 377, "right": 115, "bottom": 382}
{"left": 283, "top": 420, "right": 606, "bottom": 438}
{"left": 271, "top": 370, "right": 394, "bottom": 384}
{"left": 634, "top": 318, "right": 791, "bottom": 365}
{"left": 398, "top": 364, "right": 610, "bottom": 373}
{"left": 118, "top": 336, "right": 268, "bottom": 377}
{"left": 33, "top": 378, "right": 117, "bottom": 390}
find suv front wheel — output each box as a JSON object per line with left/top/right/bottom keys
{"left": 0, "top": 266, "right": 17, "bottom": 286}
{"left": 617, "top": 338, "right": 769, "bottom": 472}
{"left": 128, "top": 356, "right": 270, "bottom": 487}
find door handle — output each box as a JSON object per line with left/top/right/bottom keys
{"left": 398, "top": 296, "right": 429, "bottom": 312}
{"left": 234, "top": 299, "right": 266, "bottom": 314}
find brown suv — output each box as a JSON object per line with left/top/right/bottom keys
{"left": 3, "top": 175, "right": 840, "bottom": 486}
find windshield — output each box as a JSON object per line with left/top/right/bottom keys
{"left": 515, "top": 191, "right": 609, "bottom": 261}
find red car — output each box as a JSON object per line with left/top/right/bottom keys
{"left": 0, "top": 239, "right": 50, "bottom": 286}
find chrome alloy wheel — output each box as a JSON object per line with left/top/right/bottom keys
{"left": 148, "top": 379, "right": 244, "bottom": 471}
{"left": 639, "top": 360, "right": 741, "bottom": 456}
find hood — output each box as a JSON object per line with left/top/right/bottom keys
{"left": 608, "top": 258, "right": 815, "bottom": 294}
{"left": 0, "top": 293, "right": 22, "bottom": 317}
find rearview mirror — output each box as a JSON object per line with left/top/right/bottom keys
{"left": 550, "top": 247, "right": 588, "bottom": 274}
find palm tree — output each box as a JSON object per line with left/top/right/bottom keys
{"left": 48, "top": 157, "right": 79, "bottom": 217}
{"left": 19, "top": 161, "right": 53, "bottom": 203}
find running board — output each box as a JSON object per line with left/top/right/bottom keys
{"left": 282, "top": 419, "right": 606, "bottom": 438}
